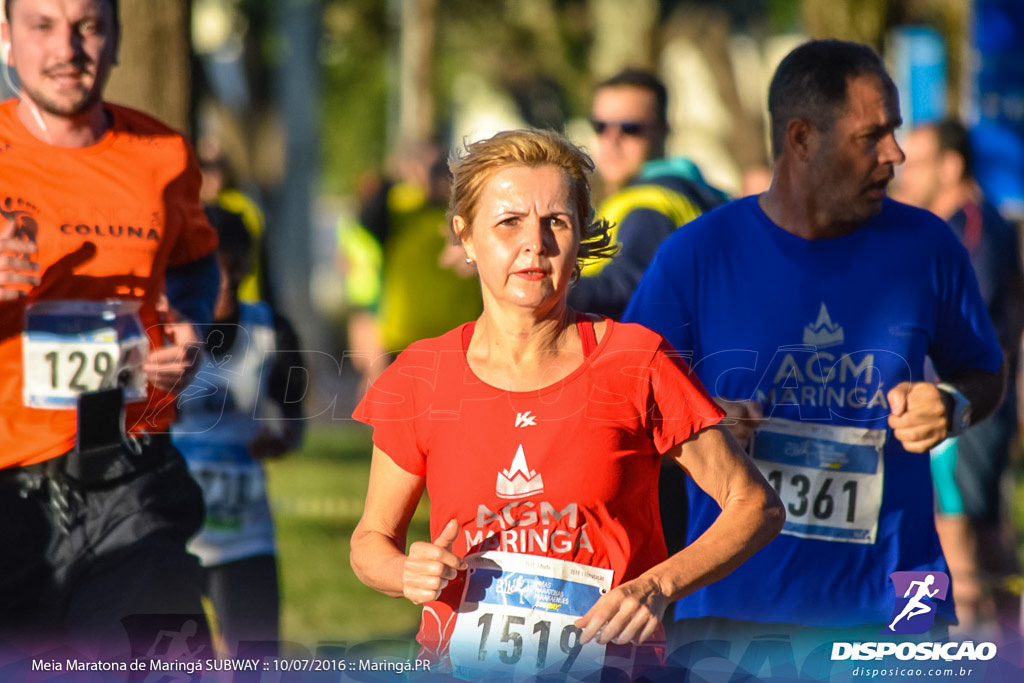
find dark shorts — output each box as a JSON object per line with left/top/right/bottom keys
{"left": 0, "top": 435, "right": 208, "bottom": 659}
{"left": 932, "top": 412, "right": 1012, "bottom": 526}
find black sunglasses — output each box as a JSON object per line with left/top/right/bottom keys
{"left": 590, "top": 119, "right": 653, "bottom": 137}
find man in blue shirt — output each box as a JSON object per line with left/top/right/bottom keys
{"left": 625, "top": 39, "right": 1004, "bottom": 669}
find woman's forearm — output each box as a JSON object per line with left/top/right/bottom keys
{"left": 646, "top": 484, "right": 784, "bottom": 602}
{"left": 350, "top": 527, "right": 410, "bottom": 598}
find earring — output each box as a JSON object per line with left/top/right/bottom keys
{"left": 465, "top": 257, "right": 474, "bottom": 265}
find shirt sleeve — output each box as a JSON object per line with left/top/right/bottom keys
{"left": 622, "top": 234, "right": 697, "bottom": 357}
{"left": 929, "top": 232, "right": 1004, "bottom": 377}
{"left": 166, "top": 141, "right": 220, "bottom": 267}
{"left": 352, "top": 351, "right": 426, "bottom": 475}
{"left": 646, "top": 339, "right": 724, "bottom": 453}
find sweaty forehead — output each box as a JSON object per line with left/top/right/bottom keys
{"left": 485, "top": 165, "right": 570, "bottom": 200}
{"left": 839, "top": 74, "right": 900, "bottom": 123}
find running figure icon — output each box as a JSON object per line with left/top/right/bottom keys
{"left": 889, "top": 574, "right": 940, "bottom": 631}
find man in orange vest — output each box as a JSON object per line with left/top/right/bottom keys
{"left": 0, "top": 0, "right": 219, "bottom": 659}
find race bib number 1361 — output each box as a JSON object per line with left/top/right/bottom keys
{"left": 751, "top": 417, "right": 886, "bottom": 544}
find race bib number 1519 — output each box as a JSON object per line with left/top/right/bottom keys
{"left": 449, "top": 552, "right": 612, "bottom": 682}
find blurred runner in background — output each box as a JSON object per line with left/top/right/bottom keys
{"left": 173, "top": 206, "right": 306, "bottom": 658}
{"left": 896, "top": 118, "right": 1024, "bottom": 639}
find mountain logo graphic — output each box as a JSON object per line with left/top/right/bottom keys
{"left": 495, "top": 445, "right": 544, "bottom": 499}
{"left": 803, "top": 302, "right": 845, "bottom": 348}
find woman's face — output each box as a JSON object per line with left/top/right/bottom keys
{"left": 456, "top": 164, "right": 579, "bottom": 315}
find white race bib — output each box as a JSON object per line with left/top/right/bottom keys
{"left": 449, "top": 552, "right": 612, "bottom": 681}
{"left": 181, "top": 443, "right": 263, "bottom": 532}
{"left": 22, "top": 300, "right": 148, "bottom": 408}
{"left": 751, "top": 417, "right": 886, "bottom": 544}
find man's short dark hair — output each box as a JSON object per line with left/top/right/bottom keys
{"left": 5, "top": 0, "right": 119, "bottom": 28}
{"left": 768, "top": 39, "right": 896, "bottom": 158}
{"left": 596, "top": 68, "right": 669, "bottom": 127}
{"left": 932, "top": 118, "right": 974, "bottom": 180}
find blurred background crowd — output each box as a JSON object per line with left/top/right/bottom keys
{"left": 8, "top": 0, "right": 1022, "bottom": 388}
{"left": 5, "top": 0, "right": 1024, "bottom": 652}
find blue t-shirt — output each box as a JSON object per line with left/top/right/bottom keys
{"left": 624, "top": 196, "right": 1002, "bottom": 627}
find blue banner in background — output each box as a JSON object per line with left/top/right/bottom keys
{"left": 890, "top": 26, "right": 947, "bottom": 130}
{"left": 970, "top": 0, "right": 1024, "bottom": 217}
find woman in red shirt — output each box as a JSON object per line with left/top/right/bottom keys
{"left": 350, "top": 129, "right": 783, "bottom": 679}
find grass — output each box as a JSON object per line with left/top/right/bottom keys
{"left": 264, "top": 422, "right": 430, "bottom": 651}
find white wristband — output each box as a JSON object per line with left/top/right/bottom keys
{"left": 936, "top": 382, "right": 972, "bottom": 436}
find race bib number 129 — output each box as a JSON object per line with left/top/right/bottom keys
{"left": 449, "top": 552, "right": 612, "bottom": 682}
{"left": 22, "top": 300, "right": 148, "bottom": 408}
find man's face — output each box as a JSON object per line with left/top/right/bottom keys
{"left": 2, "top": 0, "right": 117, "bottom": 119}
{"left": 805, "top": 74, "right": 905, "bottom": 227}
{"left": 892, "top": 127, "right": 942, "bottom": 210}
{"left": 590, "top": 85, "right": 665, "bottom": 193}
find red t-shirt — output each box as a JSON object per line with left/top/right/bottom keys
{"left": 354, "top": 317, "right": 723, "bottom": 661}
{"left": 0, "top": 99, "right": 218, "bottom": 468}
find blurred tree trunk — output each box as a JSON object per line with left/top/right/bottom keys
{"left": 936, "top": 0, "right": 969, "bottom": 117}
{"left": 105, "top": 0, "right": 192, "bottom": 134}
{"left": 397, "top": 0, "right": 437, "bottom": 145}
{"left": 664, "top": 7, "right": 768, "bottom": 182}
{"left": 801, "top": 0, "right": 971, "bottom": 117}
{"left": 510, "top": 0, "right": 578, "bottom": 80}
{"left": 588, "top": 0, "right": 658, "bottom": 77}
{"left": 801, "top": 0, "right": 889, "bottom": 47}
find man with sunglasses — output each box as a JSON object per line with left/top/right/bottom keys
{"left": 570, "top": 68, "right": 726, "bottom": 321}
{"left": 589, "top": 69, "right": 667, "bottom": 198}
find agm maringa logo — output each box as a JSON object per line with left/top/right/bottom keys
{"left": 884, "top": 571, "right": 950, "bottom": 635}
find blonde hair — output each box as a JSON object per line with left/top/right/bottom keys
{"left": 447, "top": 129, "right": 616, "bottom": 274}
